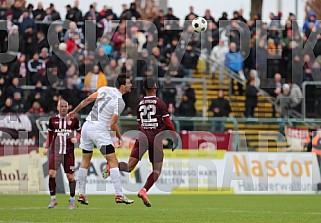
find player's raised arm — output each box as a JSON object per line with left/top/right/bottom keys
{"left": 70, "top": 92, "right": 98, "bottom": 115}
{"left": 110, "top": 114, "right": 122, "bottom": 143}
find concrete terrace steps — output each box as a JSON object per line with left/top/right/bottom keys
{"left": 191, "top": 71, "right": 284, "bottom": 152}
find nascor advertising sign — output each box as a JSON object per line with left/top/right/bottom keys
{"left": 41, "top": 151, "right": 321, "bottom": 195}
{"left": 226, "top": 152, "right": 320, "bottom": 194}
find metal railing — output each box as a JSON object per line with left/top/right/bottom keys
{"left": 302, "top": 81, "right": 321, "bottom": 124}
{"left": 134, "top": 76, "right": 207, "bottom": 117}
{"left": 80, "top": 115, "right": 239, "bottom": 151}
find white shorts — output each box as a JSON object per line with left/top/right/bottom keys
{"left": 79, "top": 121, "right": 113, "bottom": 152}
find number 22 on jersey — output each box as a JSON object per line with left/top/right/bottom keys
{"left": 139, "top": 104, "right": 157, "bottom": 123}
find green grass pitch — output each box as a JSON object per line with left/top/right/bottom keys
{"left": 0, "top": 194, "right": 321, "bottom": 223}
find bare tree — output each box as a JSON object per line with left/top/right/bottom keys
{"left": 135, "top": 0, "right": 159, "bottom": 19}
{"left": 251, "top": 0, "right": 264, "bottom": 18}
{"left": 306, "top": 0, "right": 321, "bottom": 19}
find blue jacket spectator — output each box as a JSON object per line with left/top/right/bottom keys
{"left": 225, "top": 42, "right": 243, "bottom": 73}
{"left": 303, "top": 11, "right": 319, "bottom": 33}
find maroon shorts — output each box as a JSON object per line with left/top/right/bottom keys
{"left": 130, "top": 138, "right": 164, "bottom": 163}
{"left": 49, "top": 153, "right": 75, "bottom": 173}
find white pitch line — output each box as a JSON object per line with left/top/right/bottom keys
{"left": 0, "top": 206, "right": 320, "bottom": 216}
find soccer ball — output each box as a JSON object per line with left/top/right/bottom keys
{"left": 192, "top": 17, "right": 207, "bottom": 33}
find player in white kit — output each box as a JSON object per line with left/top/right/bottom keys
{"left": 69, "top": 74, "right": 134, "bottom": 205}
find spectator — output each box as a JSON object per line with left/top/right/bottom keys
{"left": 36, "top": 31, "right": 49, "bottom": 53}
{"left": 26, "top": 4, "right": 34, "bottom": 18}
{"left": 244, "top": 79, "right": 259, "bottom": 117}
{"left": 249, "top": 69, "right": 261, "bottom": 88}
{"left": 33, "top": 2, "right": 45, "bottom": 21}
{"left": 165, "top": 54, "right": 184, "bottom": 78}
{"left": 59, "top": 77, "right": 82, "bottom": 110}
{"left": 26, "top": 80, "right": 45, "bottom": 110}
{"left": 18, "top": 10, "right": 36, "bottom": 34}
{"left": 0, "top": 63, "right": 10, "bottom": 82}
{"left": 0, "top": 76, "right": 7, "bottom": 107}
{"left": 43, "top": 7, "right": 52, "bottom": 23}
{"left": 64, "top": 21, "right": 84, "bottom": 43}
{"left": 11, "top": 91, "right": 25, "bottom": 113}
{"left": 153, "top": 10, "right": 165, "bottom": 39}
{"left": 127, "top": 2, "right": 141, "bottom": 20}
{"left": 269, "top": 12, "right": 281, "bottom": 28}
{"left": 129, "top": 26, "right": 147, "bottom": 53}
{"left": 275, "top": 84, "right": 294, "bottom": 135}
{"left": 288, "top": 80, "right": 303, "bottom": 113}
{"left": 45, "top": 81, "right": 59, "bottom": 113}
{"left": 65, "top": 5, "right": 72, "bottom": 20}
{"left": 28, "top": 101, "right": 44, "bottom": 117}
{"left": 0, "top": 98, "right": 14, "bottom": 113}
{"left": 203, "top": 21, "right": 220, "bottom": 68}
{"left": 49, "top": 3, "right": 61, "bottom": 21}
{"left": 203, "top": 9, "right": 216, "bottom": 25}
{"left": 209, "top": 90, "right": 231, "bottom": 132}
{"left": 184, "top": 6, "right": 198, "bottom": 20}
{"left": 104, "top": 59, "right": 121, "bottom": 80}
{"left": 11, "top": 0, "right": 23, "bottom": 22}
{"left": 0, "top": 1, "right": 7, "bottom": 20}
{"left": 178, "top": 93, "right": 196, "bottom": 131}
{"left": 98, "top": 9, "right": 114, "bottom": 36}
{"left": 225, "top": 42, "right": 245, "bottom": 95}
{"left": 162, "top": 75, "right": 177, "bottom": 106}
{"left": 303, "top": 11, "right": 319, "bottom": 35}
{"left": 238, "top": 9, "right": 247, "bottom": 24}
{"left": 112, "top": 23, "right": 127, "bottom": 52}
{"left": 164, "top": 7, "right": 180, "bottom": 45}
{"left": 39, "top": 47, "right": 54, "bottom": 68}
{"left": 98, "top": 36, "right": 113, "bottom": 56}
{"left": 181, "top": 44, "right": 199, "bottom": 78}
{"left": 254, "top": 38, "right": 268, "bottom": 80}
{"left": 27, "top": 52, "right": 46, "bottom": 85}
{"left": 68, "top": 1, "right": 83, "bottom": 23}
{"left": 7, "top": 77, "right": 23, "bottom": 99}
{"left": 84, "top": 65, "right": 107, "bottom": 92}
{"left": 9, "top": 54, "right": 27, "bottom": 80}
{"left": 210, "top": 39, "right": 229, "bottom": 84}
{"left": 218, "top": 12, "right": 228, "bottom": 28}
{"left": 183, "top": 83, "right": 196, "bottom": 104}
{"left": 304, "top": 128, "right": 316, "bottom": 152}
{"left": 95, "top": 47, "right": 110, "bottom": 71}
{"left": 265, "top": 73, "right": 283, "bottom": 117}
{"left": 84, "top": 4, "right": 98, "bottom": 21}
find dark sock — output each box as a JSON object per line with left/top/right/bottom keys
{"left": 143, "top": 172, "right": 160, "bottom": 192}
{"left": 69, "top": 180, "right": 76, "bottom": 197}
{"left": 49, "top": 177, "right": 56, "bottom": 196}
{"left": 119, "top": 162, "right": 129, "bottom": 172}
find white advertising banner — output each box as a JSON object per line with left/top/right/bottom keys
{"left": 226, "top": 152, "right": 320, "bottom": 194}
{"left": 285, "top": 126, "right": 309, "bottom": 151}
{"left": 0, "top": 152, "right": 44, "bottom": 194}
{"left": 42, "top": 151, "right": 321, "bottom": 195}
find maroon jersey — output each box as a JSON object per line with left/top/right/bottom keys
{"left": 47, "top": 115, "right": 81, "bottom": 154}
{"left": 137, "top": 96, "right": 169, "bottom": 139}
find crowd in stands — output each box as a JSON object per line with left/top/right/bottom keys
{"left": 0, "top": 0, "right": 318, "bottom": 121}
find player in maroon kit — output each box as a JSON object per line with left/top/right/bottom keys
{"left": 44, "top": 99, "right": 81, "bottom": 209}
{"left": 103, "top": 77, "right": 177, "bottom": 207}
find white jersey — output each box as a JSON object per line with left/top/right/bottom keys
{"left": 86, "top": 87, "right": 125, "bottom": 130}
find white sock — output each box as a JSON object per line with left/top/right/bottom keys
{"left": 78, "top": 167, "right": 88, "bottom": 196}
{"left": 70, "top": 196, "right": 75, "bottom": 201}
{"left": 110, "top": 167, "right": 123, "bottom": 196}
{"left": 51, "top": 195, "right": 56, "bottom": 200}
